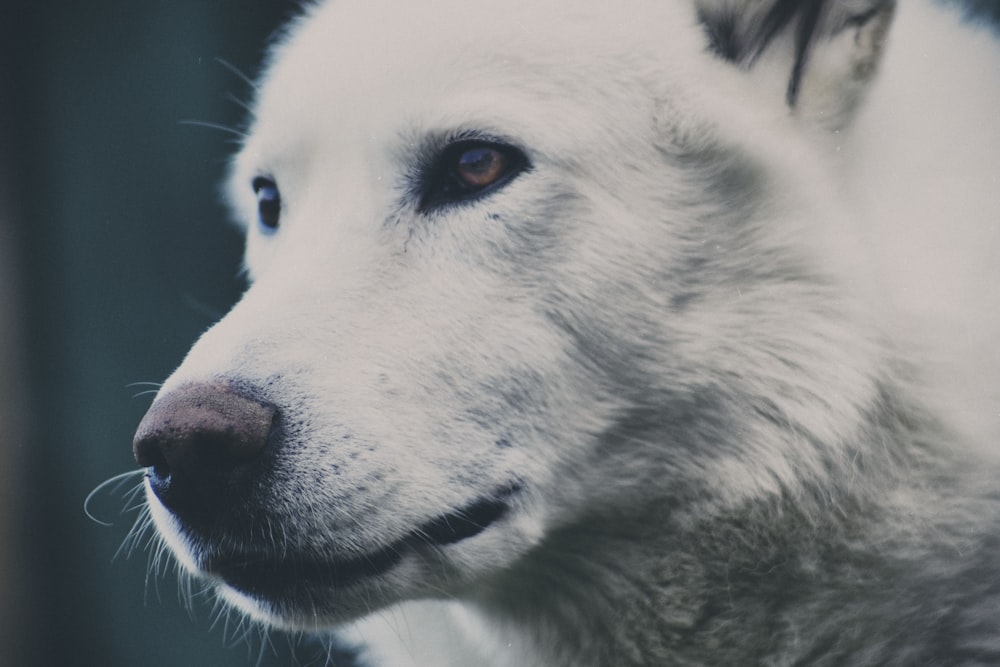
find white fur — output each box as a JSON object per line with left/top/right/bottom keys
{"left": 141, "top": 1, "right": 1000, "bottom": 664}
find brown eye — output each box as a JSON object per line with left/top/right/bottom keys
{"left": 455, "top": 146, "right": 508, "bottom": 189}
{"left": 419, "top": 139, "right": 529, "bottom": 212}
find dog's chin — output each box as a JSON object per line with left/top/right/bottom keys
{"left": 213, "top": 563, "right": 411, "bottom": 630}
{"left": 151, "top": 484, "right": 525, "bottom": 630}
{"left": 211, "top": 522, "right": 518, "bottom": 630}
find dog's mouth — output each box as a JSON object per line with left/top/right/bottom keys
{"left": 204, "top": 485, "right": 519, "bottom": 599}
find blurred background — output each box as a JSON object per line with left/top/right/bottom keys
{"left": 1, "top": 1, "right": 998, "bottom": 666}
{"left": 2, "top": 2, "right": 318, "bottom": 665}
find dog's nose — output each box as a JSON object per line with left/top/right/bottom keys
{"left": 133, "top": 381, "right": 277, "bottom": 519}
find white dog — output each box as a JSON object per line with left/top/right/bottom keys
{"left": 132, "top": 1, "right": 1000, "bottom": 664}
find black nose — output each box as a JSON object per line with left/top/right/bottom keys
{"left": 133, "top": 381, "right": 277, "bottom": 522}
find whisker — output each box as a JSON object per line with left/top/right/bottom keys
{"left": 178, "top": 118, "right": 248, "bottom": 139}
{"left": 132, "top": 389, "right": 161, "bottom": 399}
{"left": 253, "top": 628, "right": 277, "bottom": 667}
{"left": 84, "top": 469, "right": 147, "bottom": 526}
{"left": 208, "top": 599, "right": 230, "bottom": 634}
{"left": 122, "top": 498, "right": 149, "bottom": 514}
{"left": 116, "top": 503, "right": 153, "bottom": 561}
{"left": 126, "top": 381, "right": 163, "bottom": 389}
{"left": 178, "top": 570, "right": 198, "bottom": 616}
{"left": 215, "top": 57, "right": 259, "bottom": 91}
{"left": 226, "top": 91, "right": 255, "bottom": 114}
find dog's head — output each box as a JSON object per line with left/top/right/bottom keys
{"left": 135, "top": 0, "right": 894, "bottom": 629}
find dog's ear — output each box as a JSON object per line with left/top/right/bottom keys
{"left": 696, "top": 0, "right": 896, "bottom": 130}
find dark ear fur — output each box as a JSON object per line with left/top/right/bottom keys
{"left": 697, "top": 0, "right": 896, "bottom": 126}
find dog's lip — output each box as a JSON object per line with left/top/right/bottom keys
{"left": 205, "top": 484, "right": 520, "bottom": 597}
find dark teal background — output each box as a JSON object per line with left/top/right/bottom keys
{"left": 3, "top": 2, "right": 315, "bottom": 666}
{"left": 2, "top": 1, "right": 997, "bottom": 666}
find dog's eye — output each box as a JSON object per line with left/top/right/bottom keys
{"left": 419, "top": 140, "right": 528, "bottom": 211}
{"left": 252, "top": 176, "right": 281, "bottom": 232}
{"left": 455, "top": 146, "right": 509, "bottom": 188}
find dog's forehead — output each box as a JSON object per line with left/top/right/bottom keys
{"left": 251, "top": 0, "right": 703, "bottom": 142}
{"left": 285, "top": 0, "right": 699, "bottom": 70}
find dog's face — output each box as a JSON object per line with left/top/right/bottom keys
{"left": 136, "top": 0, "right": 870, "bottom": 629}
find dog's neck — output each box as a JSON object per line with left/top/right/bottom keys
{"left": 471, "top": 516, "right": 710, "bottom": 667}
{"left": 460, "top": 468, "right": 985, "bottom": 667}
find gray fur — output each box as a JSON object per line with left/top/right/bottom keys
{"left": 133, "top": 1, "right": 1000, "bottom": 664}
